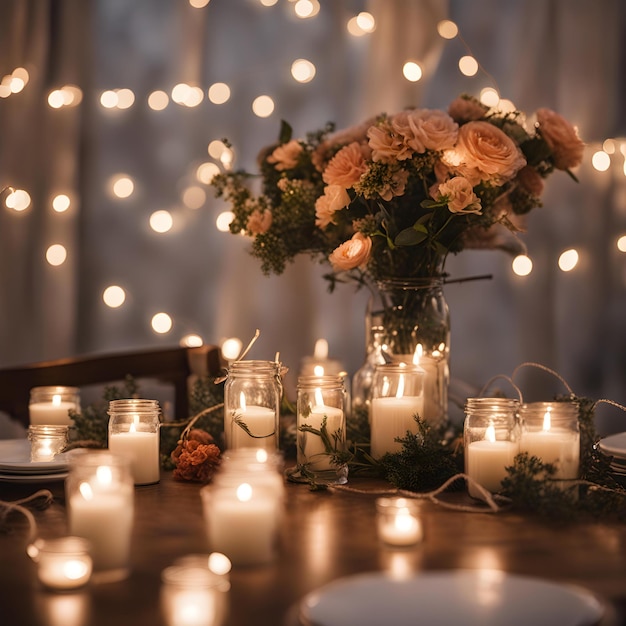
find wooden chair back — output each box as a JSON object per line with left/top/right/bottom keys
{"left": 0, "top": 345, "right": 224, "bottom": 427}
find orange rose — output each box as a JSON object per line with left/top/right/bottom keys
{"left": 329, "top": 232, "right": 372, "bottom": 271}
{"left": 266, "top": 139, "right": 303, "bottom": 171}
{"left": 536, "top": 108, "right": 585, "bottom": 170}
{"left": 315, "top": 185, "right": 350, "bottom": 228}
{"left": 436, "top": 176, "right": 482, "bottom": 214}
{"left": 323, "top": 142, "right": 369, "bottom": 187}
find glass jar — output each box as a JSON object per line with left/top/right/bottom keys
{"left": 27, "top": 536, "right": 92, "bottom": 590}
{"left": 375, "top": 497, "right": 423, "bottom": 547}
{"left": 29, "top": 386, "right": 80, "bottom": 426}
{"left": 463, "top": 398, "right": 520, "bottom": 500}
{"left": 161, "top": 564, "right": 227, "bottom": 626}
{"left": 200, "top": 464, "right": 284, "bottom": 566}
{"left": 65, "top": 450, "right": 134, "bottom": 582}
{"left": 28, "top": 425, "right": 69, "bottom": 462}
{"left": 369, "top": 363, "right": 425, "bottom": 459}
{"left": 370, "top": 278, "right": 450, "bottom": 427}
{"left": 108, "top": 398, "right": 161, "bottom": 485}
{"left": 223, "top": 360, "right": 281, "bottom": 451}
{"left": 296, "top": 375, "right": 348, "bottom": 483}
{"left": 519, "top": 401, "right": 580, "bottom": 481}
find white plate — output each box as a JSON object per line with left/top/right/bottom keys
{"left": 0, "top": 471, "right": 68, "bottom": 483}
{"left": 599, "top": 432, "right": 626, "bottom": 460}
{"left": 0, "top": 439, "right": 70, "bottom": 474}
{"left": 298, "top": 570, "right": 605, "bottom": 626}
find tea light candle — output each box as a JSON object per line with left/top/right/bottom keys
{"left": 27, "top": 537, "right": 92, "bottom": 590}
{"left": 376, "top": 498, "right": 423, "bottom": 546}
{"left": 370, "top": 396, "right": 424, "bottom": 459}
{"left": 29, "top": 387, "right": 80, "bottom": 426}
{"left": 466, "top": 424, "right": 519, "bottom": 498}
{"left": 228, "top": 395, "right": 277, "bottom": 450}
{"left": 28, "top": 425, "right": 68, "bottom": 462}
{"left": 66, "top": 454, "right": 134, "bottom": 581}
{"left": 161, "top": 565, "right": 226, "bottom": 626}
{"left": 202, "top": 481, "right": 280, "bottom": 566}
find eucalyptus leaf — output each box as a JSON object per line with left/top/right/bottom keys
{"left": 395, "top": 227, "right": 428, "bottom": 247}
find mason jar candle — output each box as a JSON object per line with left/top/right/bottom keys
{"left": 28, "top": 425, "right": 69, "bottom": 462}
{"left": 370, "top": 363, "right": 425, "bottom": 459}
{"left": 375, "top": 497, "right": 423, "bottom": 547}
{"left": 108, "top": 398, "right": 161, "bottom": 485}
{"left": 223, "top": 360, "right": 281, "bottom": 451}
{"left": 464, "top": 397, "right": 520, "bottom": 500}
{"left": 29, "top": 386, "right": 80, "bottom": 426}
{"left": 296, "top": 374, "right": 347, "bottom": 482}
{"left": 519, "top": 401, "right": 580, "bottom": 482}
{"left": 65, "top": 450, "right": 134, "bottom": 582}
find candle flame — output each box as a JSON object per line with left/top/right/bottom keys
{"left": 396, "top": 373, "right": 405, "bottom": 399}
{"left": 239, "top": 392, "right": 247, "bottom": 412}
{"left": 96, "top": 465, "right": 113, "bottom": 486}
{"left": 412, "top": 344, "right": 423, "bottom": 365}
{"left": 314, "top": 386, "right": 324, "bottom": 407}
{"left": 543, "top": 408, "right": 552, "bottom": 432}
{"left": 52, "top": 394, "right": 62, "bottom": 407}
{"left": 485, "top": 422, "right": 496, "bottom": 442}
{"left": 313, "top": 338, "right": 328, "bottom": 359}
{"left": 395, "top": 509, "right": 415, "bottom": 532}
{"left": 208, "top": 552, "right": 232, "bottom": 576}
{"left": 381, "top": 377, "right": 390, "bottom": 397}
{"left": 313, "top": 365, "right": 325, "bottom": 376}
{"left": 129, "top": 415, "right": 138, "bottom": 433}
{"left": 255, "top": 449, "right": 268, "bottom": 463}
{"left": 78, "top": 481, "right": 93, "bottom": 501}
{"left": 236, "top": 482, "right": 253, "bottom": 502}
{"left": 63, "top": 559, "right": 89, "bottom": 580}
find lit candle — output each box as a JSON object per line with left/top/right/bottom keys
{"left": 370, "top": 366, "right": 424, "bottom": 459}
{"left": 29, "top": 387, "right": 80, "bottom": 426}
{"left": 376, "top": 497, "right": 423, "bottom": 546}
{"left": 520, "top": 407, "right": 580, "bottom": 480}
{"left": 108, "top": 417, "right": 160, "bottom": 485}
{"left": 299, "top": 338, "right": 345, "bottom": 377}
{"left": 202, "top": 481, "right": 280, "bottom": 566}
{"left": 28, "top": 425, "right": 68, "bottom": 462}
{"left": 28, "top": 537, "right": 92, "bottom": 590}
{"left": 299, "top": 386, "right": 344, "bottom": 471}
{"left": 466, "top": 422, "right": 519, "bottom": 498}
{"left": 66, "top": 454, "right": 134, "bottom": 581}
{"left": 227, "top": 393, "right": 277, "bottom": 450}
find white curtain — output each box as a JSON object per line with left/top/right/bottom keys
{"left": 0, "top": 0, "right": 624, "bottom": 433}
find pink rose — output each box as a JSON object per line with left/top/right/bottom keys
{"left": 315, "top": 185, "right": 350, "bottom": 228}
{"left": 393, "top": 109, "right": 458, "bottom": 154}
{"left": 443, "top": 121, "right": 526, "bottom": 184}
{"left": 516, "top": 165, "right": 544, "bottom": 197}
{"left": 266, "top": 139, "right": 303, "bottom": 171}
{"left": 447, "top": 97, "right": 489, "bottom": 123}
{"left": 246, "top": 208, "right": 272, "bottom": 234}
{"left": 367, "top": 121, "right": 410, "bottom": 162}
{"left": 323, "top": 142, "right": 369, "bottom": 188}
{"left": 329, "top": 232, "right": 372, "bottom": 271}
{"left": 435, "top": 176, "right": 482, "bottom": 215}
{"left": 535, "top": 108, "right": 585, "bottom": 170}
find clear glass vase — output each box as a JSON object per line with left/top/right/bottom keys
{"left": 362, "top": 277, "right": 450, "bottom": 427}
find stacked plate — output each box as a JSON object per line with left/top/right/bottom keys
{"left": 598, "top": 432, "right": 626, "bottom": 482}
{"left": 0, "top": 438, "right": 70, "bottom": 483}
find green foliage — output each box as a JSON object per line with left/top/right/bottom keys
{"left": 379, "top": 417, "right": 464, "bottom": 492}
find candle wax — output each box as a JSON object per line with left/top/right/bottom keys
{"left": 109, "top": 430, "right": 160, "bottom": 485}
{"left": 466, "top": 440, "right": 518, "bottom": 499}
{"left": 370, "top": 396, "right": 424, "bottom": 459}
{"left": 298, "top": 405, "right": 344, "bottom": 470}
{"left": 29, "top": 401, "right": 76, "bottom": 426}
{"left": 227, "top": 405, "right": 276, "bottom": 450}
{"left": 520, "top": 431, "right": 580, "bottom": 479}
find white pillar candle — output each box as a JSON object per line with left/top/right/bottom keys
{"left": 370, "top": 396, "right": 424, "bottom": 459}
{"left": 376, "top": 497, "right": 423, "bottom": 547}
{"left": 228, "top": 404, "right": 277, "bottom": 450}
{"left": 520, "top": 431, "right": 580, "bottom": 479}
{"left": 108, "top": 428, "right": 160, "bottom": 485}
{"left": 202, "top": 482, "right": 280, "bottom": 566}
{"left": 466, "top": 439, "right": 519, "bottom": 498}
{"left": 299, "top": 404, "right": 344, "bottom": 471}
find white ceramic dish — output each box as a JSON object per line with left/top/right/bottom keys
{"left": 0, "top": 471, "right": 68, "bottom": 483}
{"left": 298, "top": 570, "right": 605, "bottom": 626}
{"left": 0, "top": 439, "right": 70, "bottom": 474}
{"left": 599, "top": 432, "right": 626, "bottom": 460}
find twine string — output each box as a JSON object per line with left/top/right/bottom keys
{"left": 478, "top": 374, "right": 523, "bottom": 403}
{"left": 511, "top": 362, "right": 575, "bottom": 396}
{"left": 0, "top": 489, "right": 53, "bottom": 545}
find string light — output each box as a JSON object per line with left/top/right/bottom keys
{"left": 182, "top": 185, "right": 206, "bottom": 209}
{"left": 291, "top": 59, "right": 316, "bottom": 83}
{"left": 251, "top": 95, "right": 274, "bottom": 117}
{"left": 402, "top": 61, "right": 422, "bottom": 82}
{"left": 109, "top": 175, "right": 135, "bottom": 199}
{"left": 103, "top": 286, "right": 126, "bottom": 308}
{"left": 180, "top": 334, "right": 204, "bottom": 347}
{"left": 196, "top": 162, "right": 220, "bottom": 184}
{"left": 46, "top": 244, "right": 67, "bottom": 267}
{"left": 207, "top": 82, "right": 231, "bottom": 104}
{"left": 148, "top": 90, "right": 169, "bottom": 111}
{"left": 52, "top": 194, "right": 71, "bottom": 213}
{"left": 151, "top": 313, "right": 173, "bottom": 334}
{"left": 221, "top": 337, "right": 243, "bottom": 360}
{"left": 617, "top": 236, "right": 626, "bottom": 253}
{"left": 437, "top": 20, "right": 458, "bottom": 39}
{"left": 149, "top": 210, "right": 173, "bottom": 234}
{"left": 216, "top": 211, "right": 234, "bottom": 232}
{"left": 5, "top": 189, "right": 31, "bottom": 212}
{"left": 512, "top": 255, "right": 533, "bottom": 277}
{"left": 591, "top": 150, "right": 611, "bottom": 172}
{"left": 558, "top": 249, "right": 579, "bottom": 272}
{"left": 458, "top": 55, "right": 479, "bottom": 77}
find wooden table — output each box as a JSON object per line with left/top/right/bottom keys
{"left": 1, "top": 470, "right": 626, "bottom": 625}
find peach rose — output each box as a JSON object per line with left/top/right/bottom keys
{"left": 443, "top": 121, "right": 526, "bottom": 184}
{"left": 266, "top": 139, "right": 303, "bottom": 171}
{"left": 329, "top": 232, "right": 372, "bottom": 271}
{"left": 323, "top": 142, "right": 369, "bottom": 188}
{"left": 393, "top": 109, "right": 458, "bottom": 154}
{"left": 246, "top": 208, "right": 272, "bottom": 234}
{"left": 516, "top": 165, "right": 544, "bottom": 197}
{"left": 535, "top": 108, "right": 584, "bottom": 170}
{"left": 315, "top": 185, "right": 350, "bottom": 228}
{"left": 435, "top": 176, "right": 482, "bottom": 215}
{"left": 447, "top": 96, "right": 489, "bottom": 123}
{"left": 312, "top": 118, "right": 375, "bottom": 171}
{"left": 367, "top": 121, "right": 410, "bottom": 162}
